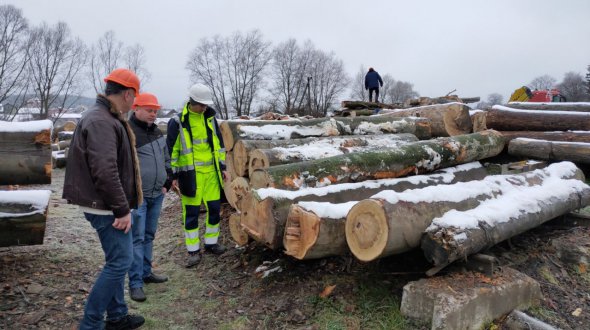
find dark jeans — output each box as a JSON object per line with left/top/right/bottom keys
{"left": 80, "top": 213, "right": 133, "bottom": 329}
{"left": 368, "top": 87, "right": 380, "bottom": 103}
{"left": 129, "top": 193, "right": 164, "bottom": 289}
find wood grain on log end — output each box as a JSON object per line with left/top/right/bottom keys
{"left": 345, "top": 199, "right": 388, "bottom": 262}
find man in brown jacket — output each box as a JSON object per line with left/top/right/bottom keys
{"left": 63, "top": 68, "right": 145, "bottom": 330}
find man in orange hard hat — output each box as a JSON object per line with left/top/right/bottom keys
{"left": 63, "top": 68, "right": 145, "bottom": 329}
{"left": 126, "top": 93, "right": 172, "bottom": 303}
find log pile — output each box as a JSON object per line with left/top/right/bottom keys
{"left": 0, "top": 190, "right": 51, "bottom": 247}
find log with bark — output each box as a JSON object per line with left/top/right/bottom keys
{"left": 0, "top": 120, "right": 53, "bottom": 185}
{"left": 220, "top": 116, "right": 431, "bottom": 151}
{"left": 248, "top": 134, "right": 418, "bottom": 173}
{"left": 508, "top": 138, "right": 590, "bottom": 164}
{"left": 506, "top": 102, "right": 590, "bottom": 112}
{"left": 0, "top": 190, "right": 51, "bottom": 247}
{"left": 249, "top": 130, "right": 504, "bottom": 190}
{"left": 378, "top": 102, "right": 473, "bottom": 137}
{"left": 345, "top": 162, "right": 583, "bottom": 262}
{"left": 486, "top": 106, "right": 590, "bottom": 131}
{"left": 241, "top": 162, "right": 487, "bottom": 250}
{"left": 333, "top": 109, "right": 375, "bottom": 117}
{"left": 470, "top": 110, "right": 487, "bottom": 132}
{"left": 340, "top": 100, "right": 403, "bottom": 110}
{"left": 500, "top": 131, "right": 590, "bottom": 143}
{"left": 421, "top": 161, "right": 590, "bottom": 270}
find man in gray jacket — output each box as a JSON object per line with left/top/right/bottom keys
{"left": 127, "top": 93, "right": 172, "bottom": 302}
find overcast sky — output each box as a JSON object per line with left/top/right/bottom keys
{"left": 5, "top": 0, "right": 590, "bottom": 108}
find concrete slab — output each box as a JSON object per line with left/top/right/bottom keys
{"left": 400, "top": 267, "right": 542, "bottom": 330}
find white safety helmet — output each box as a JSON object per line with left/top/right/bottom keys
{"left": 188, "top": 83, "right": 214, "bottom": 105}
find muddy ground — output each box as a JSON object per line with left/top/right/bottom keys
{"left": 1, "top": 168, "right": 589, "bottom": 329}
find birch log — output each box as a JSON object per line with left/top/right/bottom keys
{"left": 508, "top": 138, "right": 590, "bottom": 164}
{"left": 241, "top": 162, "right": 487, "bottom": 250}
{"left": 0, "top": 190, "right": 51, "bottom": 247}
{"left": 421, "top": 162, "right": 590, "bottom": 269}
{"left": 378, "top": 102, "right": 473, "bottom": 137}
{"left": 0, "top": 120, "right": 53, "bottom": 185}
{"left": 249, "top": 130, "right": 505, "bottom": 190}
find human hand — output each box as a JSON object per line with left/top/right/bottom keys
{"left": 113, "top": 213, "right": 132, "bottom": 233}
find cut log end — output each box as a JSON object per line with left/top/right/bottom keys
{"left": 249, "top": 149, "right": 270, "bottom": 173}
{"left": 229, "top": 177, "right": 250, "bottom": 211}
{"left": 220, "top": 121, "right": 235, "bottom": 152}
{"left": 283, "top": 205, "right": 321, "bottom": 260}
{"left": 250, "top": 170, "right": 273, "bottom": 189}
{"left": 345, "top": 199, "right": 388, "bottom": 262}
{"left": 229, "top": 213, "right": 249, "bottom": 246}
{"left": 232, "top": 141, "right": 249, "bottom": 177}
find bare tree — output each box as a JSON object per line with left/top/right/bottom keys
{"left": 88, "top": 30, "right": 122, "bottom": 94}
{"left": 123, "top": 43, "right": 151, "bottom": 86}
{"left": 186, "top": 30, "right": 271, "bottom": 118}
{"left": 379, "top": 74, "right": 397, "bottom": 104}
{"left": 27, "top": 21, "right": 87, "bottom": 120}
{"left": 0, "top": 5, "right": 31, "bottom": 113}
{"left": 389, "top": 80, "right": 419, "bottom": 103}
{"left": 557, "top": 71, "right": 589, "bottom": 102}
{"left": 529, "top": 74, "right": 557, "bottom": 91}
{"left": 349, "top": 65, "right": 368, "bottom": 102}
{"left": 487, "top": 93, "right": 503, "bottom": 106}
{"left": 586, "top": 65, "right": 590, "bottom": 97}
{"left": 307, "top": 49, "right": 349, "bottom": 117}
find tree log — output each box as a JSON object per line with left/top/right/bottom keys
{"left": 229, "top": 213, "right": 249, "bottom": 246}
{"left": 0, "top": 120, "right": 53, "bottom": 185}
{"left": 248, "top": 134, "right": 418, "bottom": 173}
{"left": 500, "top": 131, "right": 590, "bottom": 143}
{"left": 284, "top": 203, "right": 349, "bottom": 259}
{"left": 508, "top": 138, "right": 590, "bottom": 164}
{"left": 220, "top": 117, "right": 431, "bottom": 151}
{"left": 421, "top": 162, "right": 590, "bottom": 269}
{"left": 226, "top": 177, "right": 250, "bottom": 211}
{"left": 486, "top": 106, "right": 590, "bottom": 131}
{"left": 249, "top": 130, "right": 504, "bottom": 190}
{"left": 470, "top": 110, "right": 487, "bottom": 132}
{"left": 340, "top": 100, "right": 403, "bottom": 110}
{"left": 506, "top": 102, "right": 590, "bottom": 112}
{"left": 0, "top": 190, "right": 51, "bottom": 247}
{"left": 378, "top": 102, "right": 473, "bottom": 137}
{"left": 225, "top": 152, "right": 238, "bottom": 182}
{"left": 241, "top": 162, "right": 487, "bottom": 249}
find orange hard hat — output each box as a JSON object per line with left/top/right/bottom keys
{"left": 133, "top": 93, "right": 161, "bottom": 110}
{"left": 104, "top": 68, "right": 140, "bottom": 95}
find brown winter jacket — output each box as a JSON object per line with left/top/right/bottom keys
{"left": 62, "top": 95, "right": 142, "bottom": 218}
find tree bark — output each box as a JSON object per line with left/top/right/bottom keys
{"left": 500, "top": 131, "right": 590, "bottom": 143}
{"left": 508, "top": 138, "right": 590, "bottom": 164}
{"left": 379, "top": 103, "right": 473, "bottom": 137}
{"left": 506, "top": 102, "right": 590, "bottom": 112}
{"left": 0, "top": 122, "right": 53, "bottom": 185}
{"left": 248, "top": 134, "right": 418, "bottom": 173}
{"left": 220, "top": 116, "right": 431, "bottom": 151}
{"left": 486, "top": 106, "right": 590, "bottom": 131}
{"left": 341, "top": 100, "right": 403, "bottom": 110}
{"left": 229, "top": 213, "right": 249, "bottom": 246}
{"left": 421, "top": 163, "right": 590, "bottom": 268}
{"left": 0, "top": 190, "right": 51, "bottom": 247}
{"left": 249, "top": 130, "right": 504, "bottom": 190}
{"left": 242, "top": 162, "right": 487, "bottom": 249}
{"left": 284, "top": 204, "right": 348, "bottom": 260}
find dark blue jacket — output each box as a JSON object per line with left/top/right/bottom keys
{"left": 365, "top": 71, "right": 383, "bottom": 89}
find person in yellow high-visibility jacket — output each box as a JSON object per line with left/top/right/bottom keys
{"left": 166, "top": 83, "right": 228, "bottom": 268}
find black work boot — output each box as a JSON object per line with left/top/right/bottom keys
{"left": 129, "top": 287, "right": 146, "bottom": 302}
{"left": 185, "top": 252, "right": 201, "bottom": 268}
{"left": 105, "top": 314, "right": 145, "bottom": 330}
{"left": 204, "top": 243, "right": 226, "bottom": 255}
{"left": 143, "top": 273, "right": 168, "bottom": 284}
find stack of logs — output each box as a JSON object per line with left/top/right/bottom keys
{"left": 0, "top": 120, "right": 53, "bottom": 247}
{"left": 51, "top": 121, "right": 76, "bottom": 168}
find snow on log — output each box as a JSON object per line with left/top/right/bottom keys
{"left": 241, "top": 162, "right": 487, "bottom": 250}
{"left": 248, "top": 134, "right": 418, "bottom": 173}
{"left": 506, "top": 102, "right": 590, "bottom": 112}
{"left": 249, "top": 130, "right": 504, "bottom": 190}
{"left": 378, "top": 102, "right": 473, "bottom": 137}
{"left": 0, "top": 120, "right": 53, "bottom": 185}
{"left": 0, "top": 190, "right": 51, "bottom": 247}
{"left": 421, "top": 161, "right": 590, "bottom": 269}
{"left": 500, "top": 131, "right": 590, "bottom": 143}
{"left": 220, "top": 117, "right": 431, "bottom": 151}
{"left": 508, "top": 138, "right": 590, "bottom": 164}
{"left": 486, "top": 106, "right": 590, "bottom": 131}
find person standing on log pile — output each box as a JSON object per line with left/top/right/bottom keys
{"left": 63, "top": 68, "right": 146, "bottom": 329}
{"left": 166, "top": 83, "right": 229, "bottom": 268}
{"left": 365, "top": 67, "right": 384, "bottom": 103}
{"left": 126, "top": 93, "right": 172, "bottom": 302}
